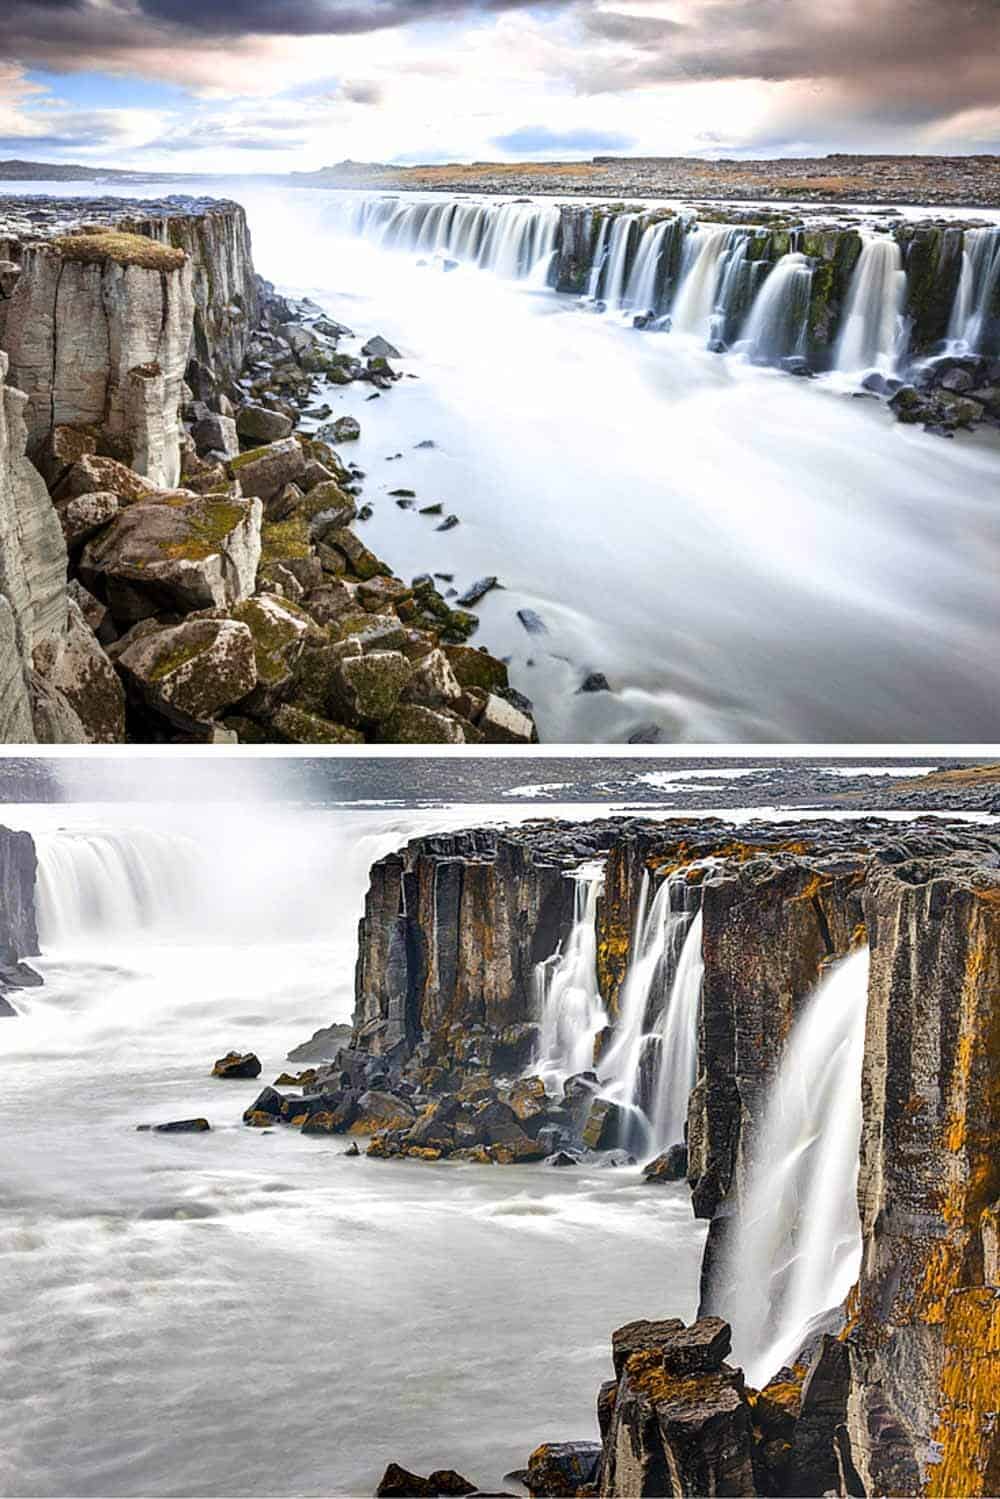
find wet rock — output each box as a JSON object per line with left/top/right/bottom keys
{"left": 212, "top": 1051, "right": 262, "bottom": 1079}
{"left": 643, "top": 1144, "right": 688, "bottom": 1183}
{"left": 375, "top": 1464, "right": 476, "bottom": 1497}
{"left": 436, "top": 514, "right": 459, "bottom": 532}
{"left": 138, "top": 1118, "right": 212, "bottom": 1133}
{"left": 243, "top": 1085, "right": 284, "bottom": 1120}
{"left": 581, "top": 1097, "right": 626, "bottom": 1150}
{"left": 523, "top": 1444, "right": 600, "bottom": 1497}
{"left": 327, "top": 416, "right": 361, "bottom": 443}
{"left": 516, "top": 608, "right": 547, "bottom": 635}
{"left": 456, "top": 577, "right": 498, "bottom": 607}
{"left": 352, "top": 1089, "right": 417, "bottom": 1133}
{"left": 579, "top": 672, "right": 610, "bottom": 693}
{"left": 362, "top": 336, "right": 401, "bottom": 359}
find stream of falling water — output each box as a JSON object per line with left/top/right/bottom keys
{"left": 709, "top": 948, "right": 870, "bottom": 1387}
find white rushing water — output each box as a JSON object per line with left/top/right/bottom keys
{"left": 712, "top": 948, "right": 870, "bottom": 1387}
{"left": 740, "top": 252, "right": 813, "bottom": 364}
{"left": 835, "top": 235, "right": 907, "bottom": 373}
{"left": 0, "top": 800, "right": 707, "bottom": 1499}
{"left": 8, "top": 181, "right": 1000, "bottom": 742}
{"left": 533, "top": 863, "right": 704, "bottom": 1159}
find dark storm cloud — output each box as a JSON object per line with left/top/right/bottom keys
{"left": 575, "top": 0, "right": 1000, "bottom": 123}
{"left": 0, "top": 0, "right": 571, "bottom": 64}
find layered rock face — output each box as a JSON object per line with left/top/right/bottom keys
{"left": 3, "top": 233, "right": 194, "bottom": 488}
{"left": 0, "top": 822, "right": 40, "bottom": 1011}
{"left": 0, "top": 351, "right": 73, "bottom": 741}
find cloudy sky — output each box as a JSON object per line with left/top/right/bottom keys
{"left": 0, "top": 0, "right": 996, "bottom": 171}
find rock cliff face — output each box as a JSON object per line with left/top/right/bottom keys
{"left": 345, "top": 816, "right": 1000, "bottom": 1497}
{"left": 0, "top": 350, "right": 72, "bottom": 741}
{"left": 353, "top": 826, "right": 605, "bottom": 1054}
{"left": 0, "top": 821, "right": 39, "bottom": 1010}
{"left": 3, "top": 234, "right": 195, "bottom": 487}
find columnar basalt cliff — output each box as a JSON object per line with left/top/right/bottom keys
{"left": 310, "top": 816, "right": 1000, "bottom": 1497}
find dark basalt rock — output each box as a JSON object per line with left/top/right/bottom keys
{"left": 643, "top": 1144, "right": 688, "bottom": 1183}
{"left": 523, "top": 1442, "right": 601, "bottom": 1497}
{"left": 137, "top": 1118, "right": 211, "bottom": 1133}
{"left": 212, "top": 1050, "right": 262, "bottom": 1079}
{"left": 375, "top": 1463, "right": 476, "bottom": 1497}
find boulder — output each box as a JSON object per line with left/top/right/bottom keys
{"left": 351, "top": 1090, "right": 417, "bottom": 1133}
{"left": 228, "top": 438, "right": 306, "bottom": 501}
{"left": 271, "top": 704, "right": 364, "bottom": 745}
{"left": 327, "top": 415, "right": 360, "bottom": 443}
{"left": 581, "top": 1097, "right": 626, "bottom": 1151}
{"left": 58, "top": 452, "right": 159, "bottom": 505}
{"left": 139, "top": 1118, "right": 211, "bottom": 1133}
{"left": 374, "top": 1464, "right": 476, "bottom": 1498}
{"left": 32, "top": 597, "right": 125, "bottom": 743}
{"left": 54, "top": 490, "right": 119, "bottom": 549}
{"left": 403, "top": 649, "right": 462, "bottom": 708}
{"left": 192, "top": 412, "right": 239, "bottom": 460}
{"left": 331, "top": 651, "right": 413, "bottom": 728}
{"left": 379, "top": 704, "right": 466, "bottom": 743}
{"left": 643, "top": 1144, "right": 688, "bottom": 1183}
{"left": 524, "top": 1443, "right": 601, "bottom": 1497}
{"left": 479, "top": 693, "right": 534, "bottom": 744}
{"left": 236, "top": 405, "right": 294, "bottom": 443}
{"left": 212, "top": 1051, "right": 262, "bottom": 1079}
{"left": 117, "top": 618, "right": 257, "bottom": 730}
{"left": 79, "top": 494, "right": 262, "bottom": 622}
{"left": 362, "top": 336, "right": 401, "bottom": 359}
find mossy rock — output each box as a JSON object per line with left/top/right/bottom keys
{"left": 229, "top": 594, "right": 314, "bottom": 687}
{"left": 444, "top": 645, "right": 509, "bottom": 693}
{"left": 260, "top": 516, "right": 311, "bottom": 565}
{"left": 271, "top": 704, "right": 364, "bottom": 744}
{"left": 52, "top": 230, "right": 186, "bottom": 272}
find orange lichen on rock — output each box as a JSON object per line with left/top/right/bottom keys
{"left": 926, "top": 1287, "right": 1000, "bottom": 1498}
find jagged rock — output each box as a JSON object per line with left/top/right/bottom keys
{"left": 117, "top": 617, "right": 257, "bottom": 730}
{"left": 444, "top": 645, "right": 508, "bottom": 694}
{"left": 66, "top": 578, "right": 108, "bottom": 635}
{"left": 581, "top": 1097, "right": 625, "bottom": 1150}
{"left": 374, "top": 1463, "right": 477, "bottom": 1497}
{"left": 212, "top": 1051, "right": 262, "bottom": 1079}
{"left": 643, "top": 1145, "right": 688, "bottom": 1183}
{"left": 271, "top": 704, "right": 364, "bottom": 744}
{"left": 32, "top": 598, "right": 125, "bottom": 743}
{"left": 58, "top": 452, "right": 159, "bottom": 504}
{"left": 225, "top": 593, "right": 316, "bottom": 700}
{"left": 330, "top": 650, "right": 413, "bottom": 727}
{"left": 523, "top": 1443, "right": 601, "bottom": 1497}
{"left": 479, "top": 693, "right": 534, "bottom": 744}
{"left": 4, "top": 233, "right": 194, "bottom": 486}
{"left": 79, "top": 494, "right": 263, "bottom": 622}
{"left": 236, "top": 405, "right": 293, "bottom": 443}
{"left": 362, "top": 336, "right": 401, "bottom": 359}
{"left": 193, "top": 412, "right": 238, "bottom": 459}
{"left": 228, "top": 438, "right": 306, "bottom": 502}
{"left": 351, "top": 1089, "right": 417, "bottom": 1133}
{"left": 327, "top": 416, "right": 360, "bottom": 443}
{"left": 379, "top": 704, "right": 466, "bottom": 743}
{"left": 54, "top": 490, "right": 118, "bottom": 549}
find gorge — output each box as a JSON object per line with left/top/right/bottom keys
{"left": 2, "top": 181, "right": 1000, "bottom": 742}
{"left": 2, "top": 783, "right": 997, "bottom": 1498}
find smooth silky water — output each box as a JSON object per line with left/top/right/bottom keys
{"left": 0, "top": 800, "right": 707, "bottom": 1499}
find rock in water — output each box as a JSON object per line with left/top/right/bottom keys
{"left": 137, "top": 1118, "right": 211, "bottom": 1133}
{"left": 643, "top": 1144, "right": 688, "bottom": 1183}
{"left": 523, "top": 1443, "right": 601, "bottom": 1497}
{"left": 516, "top": 608, "right": 547, "bottom": 635}
{"left": 212, "top": 1051, "right": 262, "bottom": 1079}
{"left": 374, "top": 1464, "right": 476, "bottom": 1497}
{"left": 362, "top": 336, "right": 401, "bottom": 359}
{"left": 457, "top": 577, "right": 498, "bottom": 607}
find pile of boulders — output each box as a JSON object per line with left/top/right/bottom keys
{"left": 37, "top": 280, "right": 536, "bottom": 744}
{"left": 240, "top": 1029, "right": 640, "bottom": 1167}
{"left": 865, "top": 350, "right": 1000, "bottom": 437}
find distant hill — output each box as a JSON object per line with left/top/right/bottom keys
{"left": 0, "top": 159, "right": 162, "bottom": 182}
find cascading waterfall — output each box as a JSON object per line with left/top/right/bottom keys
{"left": 650, "top": 908, "right": 704, "bottom": 1151}
{"left": 34, "top": 828, "right": 205, "bottom": 946}
{"left": 599, "top": 213, "right": 639, "bottom": 308}
{"left": 586, "top": 215, "right": 611, "bottom": 299}
{"left": 835, "top": 235, "right": 907, "bottom": 372}
{"left": 338, "top": 195, "right": 560, "bottom": 282}
{"left": 711, "top": 948, "right": 870, "bottom": 1388}
{"left": 596, "top": 869, "right": 701, "bottom": 1152}
{"left": 532, "top": 863, "right": 607, "bottom": 1088}
{"left": 671, "top": 225, "right": 747, "bottom": 338}
{"left": 622, "top": 219, "right": 668, "bottom": 313}
{"left": 948, "top": 225, "right": 1000, "bottom": 354}
{"left": 740, "top": 252, "right": 814, "bottom": 364}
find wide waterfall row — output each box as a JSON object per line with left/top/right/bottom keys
{"left": 709, "top": 948, "right": 870, "bottom": 1388}
{"left": 533, "top": 863, "right": 705, "bottom": 1158}
{"left": 35, "top": 827, "right": 206, "bottom": 945}
{"left": 339, "top": 194, "right": 1000, "bottom": 372}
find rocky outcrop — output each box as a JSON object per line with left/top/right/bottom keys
{"left": 0, "top": 821, "right": 40, "bottom": 1010}
{"left": 3, "top": 231, "right": 194, "bottom": 487}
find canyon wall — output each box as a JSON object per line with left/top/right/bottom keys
{"left": 350, "top": 817, "right": 1000, "bottom": 1496}
{"left": 0, "top": 822, "right": 39, "bottom": 1010}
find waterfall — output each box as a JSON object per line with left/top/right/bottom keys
{"left": 596, "top": 870, "right": 700, "bottom": 1149}
{"left": 339, "top": 195, "right": 560, "bottom": 281}
{"left": 623, "top": 220, "right": 668, "bottom": 313}
{"left": 586, "top": 216, "right": 611, "bottom": 299}
{"left": 533, "top": 863, "right": 607, "bottom": 1087}
{"left": 650, "top": 909, "right": 704, "bottom": 1151}
{"left": 711, "top": 948, "right": 870, "bottom": 1388}
{"left": 948, "top": 226, "right": 1000, "bottom": 354}
{"left": 740, "top": 252, "right": 813, "bottom": 364}
{"left": 600, "top": 213, "right": 639, "bottom": 309}
{"left": 671, "top": 226, "right": 747, "bottom": 339}
{"left": 34, "top": 828, "right": 205, "bottom": 946}
{"left": 835, "top": 236, "right": 907, "bottom": 372}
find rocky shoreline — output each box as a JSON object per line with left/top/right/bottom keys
{"left": 0, "top": 195, "right": 536, "bottom": 744}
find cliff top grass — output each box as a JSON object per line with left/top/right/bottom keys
{"left": 50, "top": 229, "right": 186, "bottom": 272}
